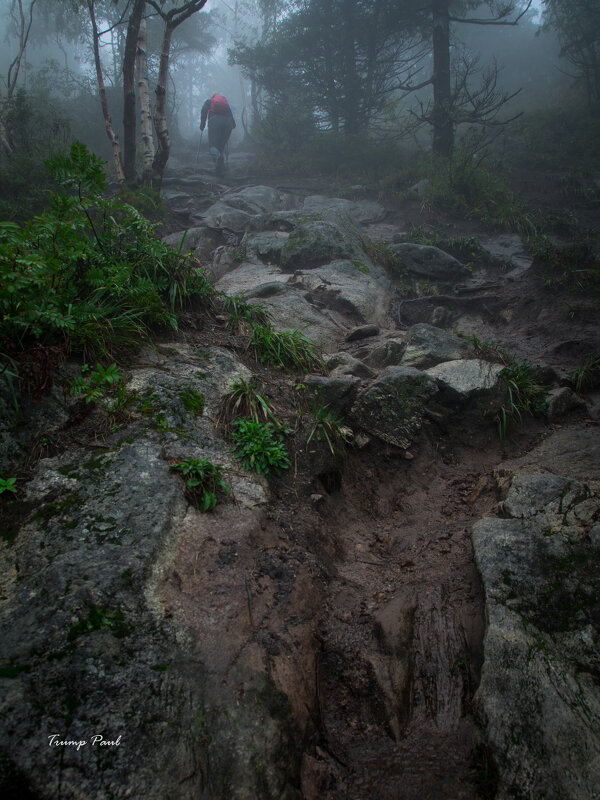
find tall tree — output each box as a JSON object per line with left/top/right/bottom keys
{"left": 0, "top": 0, "right": 37, "bottom": 154}
{"left": 232, "top": 0, "right": 425, "bottom": 135}
{"left": 542, "top": 0, "right": 600, "bottom": 107}
{"left": 423, "top": 0, "right": 533, "bottom": 156}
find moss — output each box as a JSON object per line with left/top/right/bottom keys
{"left": 67, "top": 604, "right": 126, "bottom": 642}
{"left": 181, "top": 388, "right": 205, "bottom": 416}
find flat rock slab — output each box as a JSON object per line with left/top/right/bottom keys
{"left": 499, "top": 426, "right": 600, "bottom": 482}
{"left": 215, "top": 261, "right": 287, "bottom": 296}
{"left": 426, "top": 359, "right": 503, "bottom": 397}
{"left": 221, "top": 185, "right": 296, "bottom": 215}
{"left": 401, "top": 323, "right": 475, "bottom": 369}
{"left": 195, "top": 201, "right": 253, "bottom": 232}
{"left": 391, "top": 243, "right": 470, "bottom": 282}
{"left": 302, "top": 195, "right": 386, "bottom": 224}
{"left": 294, "top": 259, "right": 392, "bottom": 327}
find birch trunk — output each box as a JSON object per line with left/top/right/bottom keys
{"left": 151, "top": 23, "right": 173, "bottom": 187}
{"left": 123, "top": 0, "right": 145, "bottom": 183}
{"left": 87, "top": 0, "right": 125, "bottom": 183}
{"left": 136, "top": 16, "right": 155, "bottom": 182}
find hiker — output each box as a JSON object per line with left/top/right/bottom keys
{"left": 200, "top": 93, "right": 236, "bottom": 176}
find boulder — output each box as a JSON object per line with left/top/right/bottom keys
{"left": 473, "top": 467, "right": 600, "bottom": 800}
{"left": 195, "top": 201, "right": 253, "bottom": 232}
{"left": 302, "top": 195, "right": 386, "bottom": 224}
{"left": 163, "top": 225, "right": 223, "bottom": 263}
{"left": 222, "top": 185, "right": 296, "bottom": 215}
{"left": 293, "top": 259, "right": 392, "bottom": 326}
{"left": 401, "top": 324, "right": 474, "bottom": 369}
{"left": 280, "top": 219, "right": 370, "bottom": 272}
{"left": 354, "top": 337, "right": 407, "bottom": 369}
{"left": 244, "top": 284, "right": 343, "bottom": 348}
{"left": 303, "top": 375, "right": 361, "bottom": 416}
{"left": 326, "top": 352, "right": 375, "bottom": 380}
{"left": 546, "top": 387, "right": 587, "bottom": 420}
{"left": 242, "top": 230, "right": 290, "bottom": 264}
{"left": 426, "top": 359, "right": 503, "bottom": 398}
{"left": 391, "top": 243, "right": 470, "bottom": 282}
{"left": 350, "top": 366, "right": 438, "bottom": 449}
{"left": 215, "top": 262, "right": 287, "bottom": 296}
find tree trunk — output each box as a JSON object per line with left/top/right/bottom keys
{"left": 87, "top": 0, "right": 125, "bottom": 182}
{"left": 123, "top": 0, "right": 146, "bottom": 183}
{"left": 432, "top": 0, "right": 454, "bottom": 157}
{"left": 151, "top": 23, "right": 174, "bottom": 187}
{"left": 136, "top": 16, "right": 155, "bottom": 182}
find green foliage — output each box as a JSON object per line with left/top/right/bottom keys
{"left": 231, "top": 419, "right": 290, "bottom": 477}
{"left": 424, "top": 149, "right": 535, "bottom": 234}
{"left": 171, "top": 458, "right": 230, "bottom": 512}
{"left": 249, "top": 323, "right": 324, "bottom": 372}
{"left": 69, "top": 362, "right": 129, "bottom": 413}
{"left": 497, "top": 362, "right": 548, "bottom": 442}
{"left": 218, "top": 376, "right": 279, "bottom": 432}
{"left": 219, "top": 293, "right": 270, "bottom": 327}
{"left": 306, "top": 403, "right": 349, "bottom": 454}
{"left": 116, "top": 185, "right": 164, "bottom": 220}
{"left": 457, "top": 332, "right": 511, "bottom": 365}
{"left": 181, "top": 388, "right": 205, "bottom": 415}
{"left": 0, "top": 476, "right": 17, "bottom": 495}
{"left": 530, "top": 235, "right": 600, "bottom": 295}
{"left": 0, "top": 142, "right": 210, "bottom": 378}
{"left": 570, "top": 356, "right": 600, "bottom": 392}
{"left": 67, "top": 604, "right": 126, "bottom": 641}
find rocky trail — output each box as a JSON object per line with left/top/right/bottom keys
{"left": 1, "top": 153, "right": 599, "bottom": 800}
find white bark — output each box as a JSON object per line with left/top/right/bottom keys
{"left": 136, "top": 16, "right": 155, "bottom": 181}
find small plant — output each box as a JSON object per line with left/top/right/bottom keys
{"left": 0, "top": 475, "right": 17, "bottom": 495}
{"left": 306, "top": 403, "right": 349, "bottom": 455}
{"left": 231, "top": 419, "right": 290, "bottom": 477}
{"left": 171, "top": 457, "right": 230, "bottom": 512}
{"left": 249, "top": 323, "right": 324, "bottom": 372}
{"left": 531, "top": 234, "right": 600, "bottom": 294}
{"left": 218, "top": 376, "right": 279, "bottom": 433}
{"left": 219, "top": 293, "right": 270, "bottom": 327}
{"left": 181, "top": 387, "right": 205, "bottom": 415}
{"left": 70, "top": 363, "right": 125, "bottom": 406}
{"left": 497, "top": 361, "right": 548, "bottom": 441}
{"left": 457, "top": 332, "right": 510, "bottom": 364}
{"left": 570, "top": 355, "right": 600, "bottom": 392}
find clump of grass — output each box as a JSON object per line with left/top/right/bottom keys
{"left": 217, "top": 376, "right": 279, "bottom": 434}
{"left": 231, "top": 419, "right": 290, "bottom": 477}
{"left": 171, "top": 457, "right": 230, "bottom": 512}
{"left": 497, "top": 361, "right": 548, "bottom": 441}
{"left": 219, "top": 292, "right": 270, "bottom": 328}
{"left": 306, "top": 403, "right": 349, "bottom": 455}
{"left": 249, "top": 323, "right": 325, "bottom": 373}
{"left": 570, "top": 356, "right": 600, "bottom": 392}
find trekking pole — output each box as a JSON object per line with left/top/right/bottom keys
{"left": 195, "top": 129, "right": 204, "bottom": 165}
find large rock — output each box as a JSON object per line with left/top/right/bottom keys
{"left": 196, "top": 201, "right": 253, "bottom": 232}
{"left": 215, "top": 261, "right": 287, "bottom": 296}
{"left": 473, "top": 466, "right": 600, "bottom": 800}
{"left": 222, "top": 185, "right": 296, "bottom": 215}
{"left": 426, "top": 359, "right": 503, "bottom": 398}
{"left": 0, "top": 345, "right": 313, "bottom": 799}
{"left": 302, "top": 195, "right": 386, "bottom": 224}
{"left": 242, "top": 230, "right": 291, "bottom": 264}
{"left": 326, "top": 352, "right": 375, "bottom": 380}
{"left": 303, "top": 375, "right": 360, "bottom": 416}
{"left": 401, "top": 324, "right": 474, "bottom": 369}
{"left": 350, "top": 366, "right": 438, "bottom": 449}
{"left": 245, "top": 284, "right": 344, "bottom": 348}
{"left": 293, "top": 259, "right": 392, "bottom": 326}
{"left": 353, "top": 337, "right": 407, "bottom": 369}
{"left": 163, "top": 225, "right": 223, "bottom": 263}
{"left": 280, "top": 219, "right": 370, "bottom": 272}
{"left": 391, "top": 243, "right": 470, "bottom": 282}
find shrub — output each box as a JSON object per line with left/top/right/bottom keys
{"left": 0, "top": 141, "right": 211, "bottom": 399}
{"left": 171, "top": 458, "right": 230, "bottom": 512}
{"left": 231, "top": 419, "right": 290, "bottom": 477}
{"left": 219, "top": 293, "right": 270, "bottom": 328}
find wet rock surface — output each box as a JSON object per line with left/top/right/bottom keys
{"left": 1, "top": 166, "right": 599, "bottom": 800}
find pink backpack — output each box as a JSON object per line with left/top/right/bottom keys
{"left": 210, "top": 94, "right": 230, "bottom": 115}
